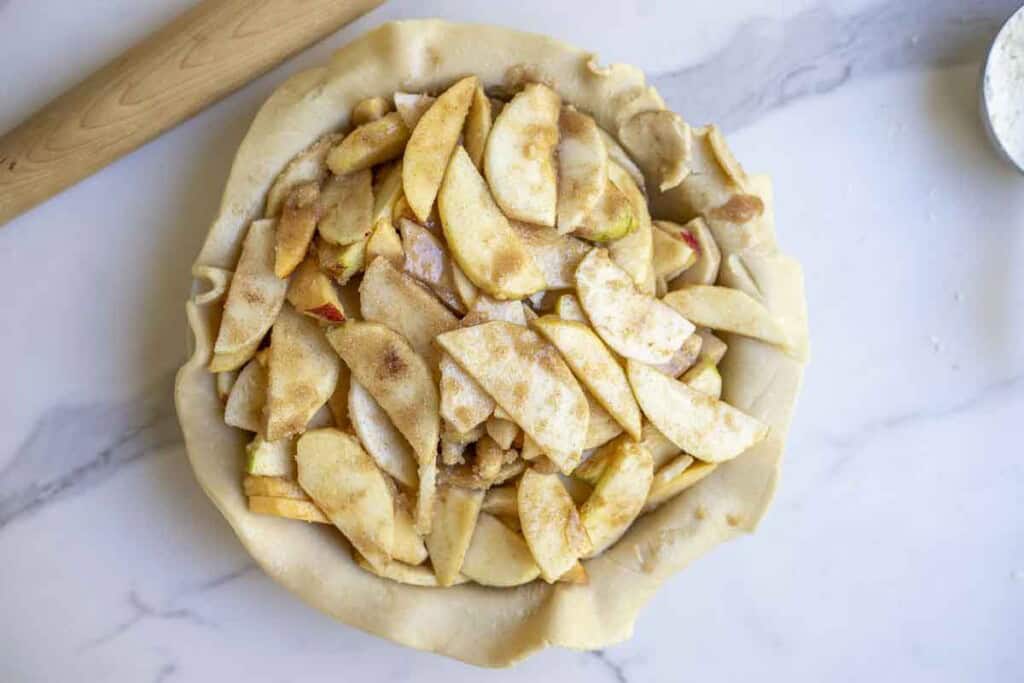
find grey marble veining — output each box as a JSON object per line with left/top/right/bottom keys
{"left": 654, "top": 0, "right": 1019, "bottom": 129}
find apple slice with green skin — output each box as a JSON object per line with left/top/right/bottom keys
{"left": 556, "top": 108, "right": 608, "bottom": 233}
{"left": 358, "top": 257, "right": 459, "bottom": 370}
{"left": 511, "top": 222, "right": 590, "bottom": 289}
{"left": 627, "top": 359, "right": 768, "bottom": 462}
{"left": 436, "top": 321, "right": 588, "bottom": 474}
{"left": 670, "top": 217, "right": 720, "bottom": 287}
{"left": 584, "top": 393, "right": 624, "bottom": 449}
{"left": 438, "top": 147, "right": 546, "bottom": 300}
{"left": 296, "top": 428, "right": 395, "bottom": 570}
{"left": 399, "top": 218, "right": 464, "bottom": 313}
{"left": 663, "top": 285, "right": 788, "bottom": 347}
{"left": 348, "top": 380, "right": 418, "bottom": 488}
{"left": 682, "top": 361, "right": 722, "bottom": 399}
{"left": 607, "top": 162, "right": 656, "bottom": 294}
{"left": 464, "top": 84, "right": 492, "bottom": 170}
{"left": 248, "top": 495, "right": 326, "bottom": 523}
{"left": 518, "top": 468, "right": 592, "bottom": 582}
{"left": 245, "top": 435, "right": 295, "bottom": 478}
{"left": 644, "top": 456, "right": 716, "bottom": 512}
{"left": 426, "top": 483, "right": 484, "bottom": 586}
{"left": 224, "top": 359, "right": 266, "bottom": 433}
{"left": 265, "top": 133, "right": 340, "bottom": 218}
{"left": 351, "top": 96, "right": 391, "bottom": 126}
{"left": 461, "top": 513, "right": 541, "bottom": 587}
{"left": 555, "top": 293, "right": 587, "bottom": 323}
{"left": 286, "top": 255, "right": 346, "bottom": 323}
{"left": 531, "top": 315, "right": 642, "bottom": 440}
{"left": 393, "top": 92, "right": 436, "bottom": 129}
{"left": 264, "top": 305, "right": 341, "bottom": 441}
{"left": 439, "top": 352, "right": 494, "bottom": 433}
{"left": 316, "top": 237, "right": 366, "bottom": 285}
{"left": 326, "top": 321, "right": 440, "bottom": 467}
{"left": 572, "top": 179, "right": 635, "bottom": 242}
{"left": 210, "top": 219, "right": 287, "bottom": 372}
{"left": 575, "top": 248, "right": 694, "bottom": 365}
{"left": 327, "top": 111, "right": 410, "bottom": 175}
{"left": 485, "top": 83, "right": 561, "bottom": 226}
{"left": 580, "top": 438, "right": 653, "bottom": 556}
{"left": 652, "top": 220, "right": 698, "bottom": 282}
{"left": 274, "top": 182, "right": 321, "bottom": 278}
{"left": 403, "top": 76, "right": 477, "bottom": 222}
{"left": 318, "top": 170, "right": 373, "bottom": 245}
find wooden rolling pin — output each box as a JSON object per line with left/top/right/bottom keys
{"left": 0, "top": 0, "right": 384, "bottom": 227}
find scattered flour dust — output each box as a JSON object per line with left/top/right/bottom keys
{"left": 985, "top": 9, "right": 1024, "bottom": 167}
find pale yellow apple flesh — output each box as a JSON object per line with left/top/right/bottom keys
{"left": 426, "top": 483, "right": 484, "bottom": 586}
{"left": 464, "top": 84, "right": 493, "bottom": 170}
{"left": 518, "top": 469, "right": 591, "bottom": 582}
{"left": 580, "top": 439, "right": 653, "bottom": 556}
{"left": 556, "top": 108, "right": 608, "bottom": 233}
{"left": 224, "top": 359, "right": 267, "bottom": 433}
{"left": 286, "top": 255, "right": 346, "bottom": 323}
{"left": 348, "top": 379, "right": 418, "bottom": 488}
{"left": 274, "top": 182, "right": 321, "bottom": 278}
{"left": 461, "top": 513, "right": 541, "bottom": 587}
{"left": 663, "top": 285, "right": 788, "bottom": 347}
{"left": 265, "top": 133, "right": 339, "bottom": 218}
{"left": 318, "top": 170, "right": 373, "bottom": 246}
{"left": 327, "top": 112, "right": 410, "bottom": 175}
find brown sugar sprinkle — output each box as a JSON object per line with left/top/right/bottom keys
{"left": 709, "top": 194, "right": 764, "bottom": 224}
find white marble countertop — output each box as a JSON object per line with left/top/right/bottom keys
{"left": 2, "top": 1, "right": 1022, "bottom": 680}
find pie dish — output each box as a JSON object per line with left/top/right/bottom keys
{"left": 174, "top": 19, "right": 808, "bottom": 667}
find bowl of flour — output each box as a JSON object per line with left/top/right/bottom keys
{"left": 982, "top": 6, "right": 1024, "bottom": 173}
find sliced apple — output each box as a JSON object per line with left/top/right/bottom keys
{"left": 364, "top": 220, "right": 404, "bottom": 268}
{"left": 597, "top": 127, "right": 645, "bottom": 192}
{"left": 618, "top": 110, "right": 691, "bottom": 191}
{"left": 696, "top": 328, "right": 728, "bottom": 365}
{"left": 245, "top": 435, "right": 295, "bottom": 477}
{"left": 575, "top": 423, "right": 681, "bottom": 486}
{"left": 265, "top": 305, "right": 341, "bottom": 441}
{"left": 426, "top": 483, "right": 484, "bottom": 586}
{"left": 441, "top": 434, "right": 467, "bottom": 467}
{"left": 248, "top": 495, "right": 327, "bottom": 524}
{"left": 518, "top": 469, "right": 591, "bottom": 582}
{"left": 644, "top": 456, "right": 716, "bottom": 512}
{"left": 326, "top": 321, "right": 440, "bottom": 466}
{"left": 348, "top": 380, "right": 418, "bottom": 488}
{"left": 266, "top": 133, "right": 339, "bottom": 218}
{"left": 531, "top": 315, "right": 642, "bottom": 440}
{"left": 575, "top": 248, "right": 694, "bottom": 364}
{"left": 243, "top": 475, "right": 307, "bottom": 500}
{"left": 485, "top": 417, "right": 518, "bottom": 451}
{"left": 393, "top": 503, "right": 428, "bottom": 565}
{"left": 607, "top": 162, "right": 655, "bottom": 294}
{"left": 317, "top": 170, "right": 373, "bottom": 245}
{"left": 572, "top": 178, "right": 635, "bottom": 242}
{"left": 558, "top": 562, "right": 588, "bottom": 584}
{"left": 465, "top": 293, "right": 528, "bottom": 326}
{"left": 451, "top": 262, "right": 479, "bottom": 310}
{"left": 315, "top": 237, "right": 366, "bottom": 285}
{"left": 461, "top": 513, "right": 541, "bottom": 586}
{"left": 439, "top": 352, "right": 494, "bottom": 433}
{"left": 210, "top": 219, "right": 287, "bottom": 371}
{"left": 351, "top": 96, "right": 392, "bottom": 126}
{"left": 664, "top": 285, "right": 788, "bottom": 347}
{"left": 482, "top": 486, "right": 518, "bottom": 517}
{"left": 327, "top": 112, "right": 410, "bottom": 175}
{"left": 393, "top": 92, "right": 436, "bottom": 129}
{"left": 682, "top": 361, "right": 722, "bottom": 399}
{"left": 652, "top": 221, "right": 698, "bottom": 282}
{"left": 436, "top": 322, "right": 588, "bottom": 474}
{"left": 484, "top": 83, "right": 561, "bottom": 226}
{"left": 650, "top": 332, "right": 702, "bottom": 378}
{"left": 670, "top": 217, "right": 721, "bottom": 287}
{"left": 403, "top": 76, "right": 477, "bottom": 222}
{"left": 438, "top": 147, "right": 546, "bottom": 300}
{"left": 580, "top": 438, "right": 653, "bottom": 556}
{"left": 224, "top": 359, "right": 267, "bottom": 433}
{"left": 296, "top": 429, "right": 395, "bottom": 569}
{"left": 510, "top": 222, "right": 590, "bottom": 289}
{"left": 326, "top": 364, "right": 350, "bottom": 428}
{"left": 464, "top": 84, "right": 492, "bottom": 170}
{"left": 556, "top": 108, "right": 608, "bottom": 233}
{"left": 286, "top": 255, "right": 346, "bottom": 323}
{"left": 359, "top": 256, "right": 459, "bottom": 370}
{"left": 416, "top": 455, "right": 437, "bottom": 535}
{"left": 215, "top": 369, "right": 238, "bottom": 402}
{"left": 399, "top": 218, "right": 464, "bottom": 312}
{"left": 555, "top": 293, "right": 587, "bottom": 323}
{"left": 354, "top": 553, "right": 466, "bottom": 587}
{"left": 274, "top": 182, "right": 321, "bottom": 278}
{"left": 627, "top": 360, "right": 768, "bottom": 462}
{"left": 584, "top": 393, "right": 624, "bottom": 449}
{"left": 372, "top": 160, "right": 404, "bottom": 225}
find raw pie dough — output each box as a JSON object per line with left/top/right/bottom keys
{"left": 174, "top": 20, "right": 808, "bottom": 667}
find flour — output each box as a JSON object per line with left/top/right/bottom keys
{"left": 984, "top": 9, "right": 1024, "bottom": 168}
